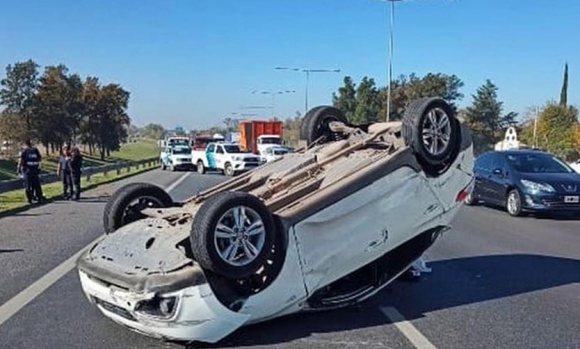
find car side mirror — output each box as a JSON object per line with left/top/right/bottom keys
{"left": 492, "top": 168, "right": 502, "bottom": 175}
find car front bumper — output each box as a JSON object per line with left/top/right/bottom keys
{"left": 231, "top": 160, "right": 261, "bottom": 172}
{"left": 522, "top": 192, "right": 580, "bottom": 212}
{"left": 78, "top": 270, "right": 250, "bottom": 343}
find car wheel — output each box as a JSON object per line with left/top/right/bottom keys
{"left": 402, "top": 97, "right": 461, "bottom": 175}
{"left": 506, "top": 189, "right": 523, "bottom": 216}
{"left": 224, "top": 162, "right": 234, "bottom": 176}
{"left": 160, "top": 162, "right": 166, "bottom": 171}
{"left": 300, "top": 106, "right": 327, "bottom": 141}
{"left": 190, "top": 191, "right": 279, "bottom": 279}
{"left": 103, "top": 182, "right": 174, "bottom": 234}
{"left": 197, "top": 160, "right": 205, "bottom": 174}
{"left": 302, "top": 106, "right": 348, "bottom": 145}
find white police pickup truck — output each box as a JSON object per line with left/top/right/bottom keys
{"left": 193, "top": 142, "right": 262, "bottom": 176}
{"left": 160, "top": 145, "right": 194, "bottom": 171}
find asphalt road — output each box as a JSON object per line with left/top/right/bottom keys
{"left": 0, "top": 168, "right": 579, "bottom": 349}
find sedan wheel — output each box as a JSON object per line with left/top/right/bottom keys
{"left": 506, "top": 189, "right": 522, "bottom": 217}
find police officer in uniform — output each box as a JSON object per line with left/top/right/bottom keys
{"left": 17, "top": 139, "right": 45, "bottom": 204}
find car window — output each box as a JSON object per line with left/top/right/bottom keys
{"left": 490, "top": 153, "right": 504, "bottom": 171}
{"left": 207, "top": 144, "right": 215, "bottom": 152}
{"left": 172, "top": 147, "right": 191, "bottom": 155}
{"left": 223, "top": 145, "right": 243, "bottom": 153}
{"left": 216, "top": 145, "right": 224, "bottom": 154}
{"left": 475, "top": 153, "right": 491, "bottom": 171}
{"left": 506, "top": 152, "right": 573, "bottom": 173}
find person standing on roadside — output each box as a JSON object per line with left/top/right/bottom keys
{"left": 17, "top": 139, "right": 45, "bottom": 204}
{"left": 57, "top": 145, "right": 72, "bottom": 199}
{"left": 70, "top": 146, "right": 83, "bottom": 200}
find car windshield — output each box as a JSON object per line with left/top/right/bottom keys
{"left": 172, "top": 147, "right": 191, "bottom": 154}
{"left": 260, "top": 137, "right": 281, "bottom": 145}
{"left": 273, "top": 149, "right": 289, "bottom": 155}
{"left": 223, "top": 145, "right": 245, "bottom": 153}
{"left": 506, "top": 153, "right": 573, "bottom": 173}
{"left": 169, "top": 139, "right": 189, "bottom": 146}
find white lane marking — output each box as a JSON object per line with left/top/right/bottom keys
{"left": 165, "top": 171, "right": 191, "bottom": 193}
{"left": 380, "top": 306, "right": 438, "bottom": 349}
{"left": 0, "top": 235, "right": 103, "bottom": 327}
{"left": 0, "top": 171, "right": 191, "bottom": 327}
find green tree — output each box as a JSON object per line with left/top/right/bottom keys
{"left": 332, "top": 76, "right": 357, "bottom": 121}
{"left": 353, "top": 77, "right": 380, "bottom": 124}
{"left": 465, "top": 79, "right": 504, "bottom": 154}
{"left": 535, "top": 102, "right": 579, "bottom": 159}
{"left": 0, "top": 59, "right": 40, "bottom": 135}
{"left": 141, "top": 123, "right": 166, "bottom": 140}
{"left": 79, "top": 76, "right": 101, "bottom": 155}
{"left": 560, "top": 62, "right": 568, "bottom": 106}
{"left": 333, "top": 72, "right": 465, "bottom": 123}
{"left": 97, "top": 83, "right": 131, "bottom": 159}
{"left": 35, "top": 64, "right": 80, "bottom": 154}
{"left": 223, "top": 117, "right": 239, "bottom": 133}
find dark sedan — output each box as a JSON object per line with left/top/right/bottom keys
{"left": 465, "top": 149, "right": 580, "bottom": 216}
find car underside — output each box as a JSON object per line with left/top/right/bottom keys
{"left": 76, "top": 97, "right": 474, "bottom": 343}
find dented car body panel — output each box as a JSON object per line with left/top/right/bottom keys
{"left": 77, "top": 109, "right": 474, "bottom": 344}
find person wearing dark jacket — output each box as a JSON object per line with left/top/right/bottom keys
{"left": 17, "top": 139, "right": 45, "bottom": 204}
{"left": 70, "top": 146, "right": 83, "bottom": 200}
{"left": 57, "top": 145, "right": 72, "bottom": 199}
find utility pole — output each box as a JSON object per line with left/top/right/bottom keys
{"left": 381, "top": 0, "right": 404, "bottom": 122}
{"left": 251, "top": 90, "right": 296, "bottom": 118}
{"left": 275, "top": 67, "right": 340, "bottom": 114}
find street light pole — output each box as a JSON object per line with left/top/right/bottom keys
{"left": 251, "top": 90, "right": 296, "bottom": 118}
{"left": 381, "top": 0, "right": 404, "bottom": 122}
{"left": 275, "top": 67, "right": 340, "bottom": 114}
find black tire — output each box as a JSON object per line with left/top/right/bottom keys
{"left": 402, "top": 97, "right": 461, "bottom": 174}
{"left": 197, "top": 160, "right": 205, "bottom": 174}
{"left": 506, "top": 189, "right": 523, "bottom": 217}
{"left": 160, "top": 161, "right": 166, "bottom": 171}
{"left": 103, "top": 182, "right": 174, "bottom": 234}
{"left": 190, "top": 191, "right": 278, "bottom": 279}
{"left": 300, "top": 106, "right": 327, "bottom": 141}
{"left": 302, "top": 106, "right": 348, "bottom": 145}
{"left": 224, "top": 162, "right": 234, "bottom": 176}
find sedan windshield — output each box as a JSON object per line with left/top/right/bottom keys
{"left": 506, "top": 153, "right": 573, "bottom": 173}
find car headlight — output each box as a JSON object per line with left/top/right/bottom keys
{"left": 232, "top": 156, "right": 242, "bottom": 161}
{"left": 520, "top": 179, "right": 555, "bottom": 193}
{"left": 134, "top": 295, "right": 178, "bottom": 319}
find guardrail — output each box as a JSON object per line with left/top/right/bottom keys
{"left": 0, "top": 157, "right": 159, "bottom": 194}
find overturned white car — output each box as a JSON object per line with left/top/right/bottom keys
{"left": 76, "top": 98, "right": 474, "bottom": 344}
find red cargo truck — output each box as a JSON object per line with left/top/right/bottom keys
{"left": 239, "top": 120, "right": 284, "bottom": 155}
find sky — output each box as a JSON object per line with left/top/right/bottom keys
{"left": 0, "top": 0, "right": 578, "bottom": 131}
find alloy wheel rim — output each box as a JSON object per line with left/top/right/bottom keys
{"left": 214, "top": 205, "right": 266, "bottom": 267}
{"left": 422, "top": 108, "right": 452, "bottom": 156}
{"left": 508, "top": 193, "right": 518, "bottom": 214}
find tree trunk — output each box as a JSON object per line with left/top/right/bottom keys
{"left": 100, "top": 146, "right": 105, "bottom": 161}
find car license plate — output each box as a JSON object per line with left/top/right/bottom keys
{"left": 564, "top": 196, "right": 579, "bottom": 203}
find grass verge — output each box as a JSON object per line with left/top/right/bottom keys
{"left": 0, "top": 161, "right": 158, "bottom": 217}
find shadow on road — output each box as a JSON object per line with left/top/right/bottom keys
{"left": 185, "top": 254, "right": 580, "bottom": 348}
{"left": 0, "top": 248, "right": 24, "bottom": 254}
{"left": 474, "top": 203, "right": 580, "bottom": 221}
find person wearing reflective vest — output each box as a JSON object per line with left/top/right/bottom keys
{"left": 17, "top": 139, "right": 45, "bottom": 204}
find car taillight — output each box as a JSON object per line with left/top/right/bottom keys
{"left": 455, "top": 178, "right": 474, "bottom": 203}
